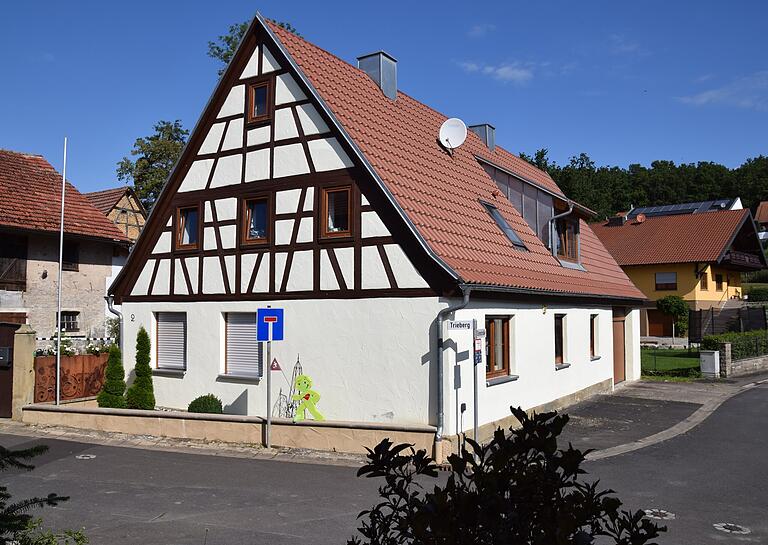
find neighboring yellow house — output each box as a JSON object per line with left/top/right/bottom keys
{"left": 592, "top": 204, "right": 764, "bottom": 336}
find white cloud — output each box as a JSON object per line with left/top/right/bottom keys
{"left": 609, "top": 34, "right": 648, "bottom": 56}
{"left": 468, "top": 23, "right": 496, "bottom": 38}
{"left": 678, "top": 71, "right": 768, "bottom": 111}
{"left": 459, "top": 61, "right": 533, "bottom": 84}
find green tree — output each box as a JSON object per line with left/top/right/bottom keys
{"left": 116, "top": 120, "right": 189, "bottom": 211}
{"left": 125, "top": 327, "right": 155, "bottom": 410}
{"left": 349, "top": 408, "right": 664, "bottom": 545}
{"left": 656, "top": 295, "right": 689, "bottom": 337}
{"left": 97, "top": 345, "right": 126, "bottom": 409}
{"left": 207, "top": 19, "right": 301, "bottom": 76}
{"left": 0, "top": 444, "right": 70, "bottom": 540}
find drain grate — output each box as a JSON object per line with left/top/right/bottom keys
{"left": 713, "top": 522, "right": 750, "bottom": 534}
{"left": 643, "top": 508, "right": 676, "bottom": 520}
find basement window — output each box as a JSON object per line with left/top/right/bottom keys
{"left": 481, "top": 201, "right": 527, "bottom": 250}
{"left": 247, "top": 81, "right": 272, "bottom": 124}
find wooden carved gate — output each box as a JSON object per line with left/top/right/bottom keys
{"left": 34, "top": 354, "right": 108, "bottom": 403}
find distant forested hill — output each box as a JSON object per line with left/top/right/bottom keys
{"left": 519, "top": 150, "right": 768, "bottom": 221}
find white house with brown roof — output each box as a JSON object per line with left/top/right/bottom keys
{"left": 0, "top": 149, "right": 131, "bottom": 348}
{"left": 108, "top": 15, "right": 644, "bottom": 450}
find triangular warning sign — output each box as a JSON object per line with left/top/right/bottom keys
{"left": 270, "top": 358, "right": 281, "bottom": 371}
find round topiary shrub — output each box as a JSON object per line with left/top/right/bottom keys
{"left": 188, "top": 394, "right": 223, "bottom": 414}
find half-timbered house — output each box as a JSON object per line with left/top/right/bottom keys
{"left": 108, "top": 15, "right": 646, "bottom": 450}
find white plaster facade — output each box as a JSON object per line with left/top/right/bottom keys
{"left": 120, "top": 296, "right": 641, "bottom": 429}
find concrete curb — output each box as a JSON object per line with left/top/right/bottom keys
{"left": 586, "top": 378, "right": 768, "bottom": 461}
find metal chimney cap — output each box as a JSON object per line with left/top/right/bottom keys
{"left": 357, "top": 50, "right": 398, "bottom": 63}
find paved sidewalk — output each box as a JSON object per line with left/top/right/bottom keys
{"left": 560, "top": 373, "right": 768, "bottom": 460}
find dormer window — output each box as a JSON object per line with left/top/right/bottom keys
{"left": 247, "top": 80, "right": 272, "bottom": 124}
{"left": 555, "top": 218, "right": 579, "bottom": 262}
{"left": 481, "top": 201, "right": 527, "bottom": 250}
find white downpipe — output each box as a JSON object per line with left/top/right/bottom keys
{"left": 55, "top": 137, "right": 67, "bottom": 406}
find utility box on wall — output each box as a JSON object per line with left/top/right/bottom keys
{"left": 700, "top": 350, "right": 720, "bottom": 378}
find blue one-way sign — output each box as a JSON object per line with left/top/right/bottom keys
{"left": 257, "top": 308, "right": 284, "bottom": 341}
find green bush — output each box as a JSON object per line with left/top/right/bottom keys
{"left": 96, "top": 345, "right": 126, "bottom": 409}
{"left": 187, "top": 394, "right": 223, "bottom": 414}
{"left": 125, "top": 327, "right": 155, "bottom": 410}
{"left": 702, "top": 329, "right": 768, "bottom": 360}
{"left": 747, "top": 286, "right": 768, "bottom": 301}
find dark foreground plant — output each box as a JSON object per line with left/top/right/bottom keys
{"left": 349, "top": 407, "right": 665, "bottom": 545}
{"left": 0, "top": 444, "right": 76, "bottom": 541}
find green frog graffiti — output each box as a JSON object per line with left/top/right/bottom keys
{"left": 291, "top": 374, "right": 325, "bottom": 422}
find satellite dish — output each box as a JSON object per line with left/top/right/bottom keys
{"left": 438, "top": 118, "right": 467, "bottom": 153}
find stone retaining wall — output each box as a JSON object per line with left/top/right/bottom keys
{"left": 717, "top": 342, "right": 768, "bottom": 377}
{"left": 21, "top": 404, "right": 436, "bottom": 457}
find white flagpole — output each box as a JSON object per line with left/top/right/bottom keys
{"left": 55, "top": 137, "right": 67, "bottom": 406}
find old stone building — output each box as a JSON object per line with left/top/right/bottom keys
{"left": 0, "top": 149, "right": 131, "bottom": 348}
{"left": 85, "top": 186, "right": 147, "bottom": 243}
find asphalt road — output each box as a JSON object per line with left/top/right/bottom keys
{"left": 0, "top": 383, "right": 766, "bottom": 544}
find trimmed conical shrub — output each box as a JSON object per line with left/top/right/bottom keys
{"left": 97, "top": 344, "right": 126, "bottom": 408}
{"left": 125, "top": 326, "right": 155, "bottom": 410}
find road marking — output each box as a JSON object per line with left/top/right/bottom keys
{"left": 713, "top": 522, "right": 750, "bottom": 534}
{"left": 643, "top": 508, "right": 675, "bottom": 520}
{"left": 75, "top": 454, "right": 96, "bottom": 460}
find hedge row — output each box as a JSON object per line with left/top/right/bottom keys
{"left": 747, "top": 286, "right": 768, "bottom": 302}
{"left": 701, "top": 329, "right": 768, "bottom": 360}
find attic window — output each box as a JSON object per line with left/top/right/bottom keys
{"left": 247, "top": 81, "right": 272, "bottom": 124}
{"left": 481, "top": 201, "right": 527, "bottom": 250}
{"left": 555, "top": 218, "right": 579, "bottom": 262}
{"left": 321, "top": 186, "right": 352, "bottom": 238}
{"left": 176, "top": 206, "right": 199, "bottom": 250}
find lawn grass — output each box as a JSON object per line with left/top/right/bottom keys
{"left": 641, "top": 348, "right": 700, "bottom": 373}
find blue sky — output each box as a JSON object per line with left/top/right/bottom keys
{"left": 1, "top": 0, "right": 766, "bottom": 193}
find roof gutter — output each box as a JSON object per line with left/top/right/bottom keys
{"left": 260, "top": 14, "right": 461, "bottom": 284}
{"left": 465, "top": 282, "right": 646, "bottom": 304}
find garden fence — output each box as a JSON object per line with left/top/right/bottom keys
{"left": 688, "top": 306, "right": 768, "bottom": 343}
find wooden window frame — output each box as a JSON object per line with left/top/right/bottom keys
{"left": 246, "top": 79, "right": 273, "bottom": 125}
{"left": 590, "top": 314, "right": 598, "bottom": 359}
{"left": 0, "top": 234, "right": 27, "bottom": 291}
{"left": 175, "top": 205, "right": 201, "bottom": 251}
{"left": 655, "top": 272, "right": 677, "bottom": 291}
{"left": 715, "top": 274, "right": 724, "bottom": 292}
{"left": 320, "top": 186, "right": 353, "bottom": 239}
{"left": 241, "top": 195, "right": 271, "bottom": 247}
{"left": 701, "top": 272, "right": 709, "bottom": 291}
{"left": 62, "top": 241, "right": 79, "bottom": 272}
{"left": 485, "top": 316, "right": 510, "bottom": 379}
{"left": 555, "top": 218, "right": 579, "bottom": 262}
{"left": 554, "top": 314, "right": 566, "bottom": 365}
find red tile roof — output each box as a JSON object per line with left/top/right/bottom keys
{"left": 85, "top": 187, "right": 129, "bottom": 214}
{"left": 755, "top": 201, "right": 768, "bottom": 224}
{"left": 0, "top": 150, "right": 129, "bottom": 243}
{"left": 269, "top": 23, "right": 643, "bottom": 300}
{"left": 591, "top": 209, "right": 749, "bottom": 266}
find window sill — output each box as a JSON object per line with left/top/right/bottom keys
{"left": 590, "top": 356, "right": 602, "bottom": 361}
{"left": 216, "top": 374, "right": 261, "bottom": 384}
{"left": 486, "top": 375, "right": 519, "bottom": 387}
{"left": 153, "top": 368, "right": 185, "bottom": 378}
{"left": 555, "top": 363, "right": 572, "bottom": 371}
{"left": 557, "top": 258, "right": 586, "bottom": 272}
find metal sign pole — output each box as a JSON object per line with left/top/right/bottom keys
{"left": 266, "top": 339, "right": 272, "bottom": 448}
{"left": 472, "top": 319, "right": 479, "bottom": 442}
